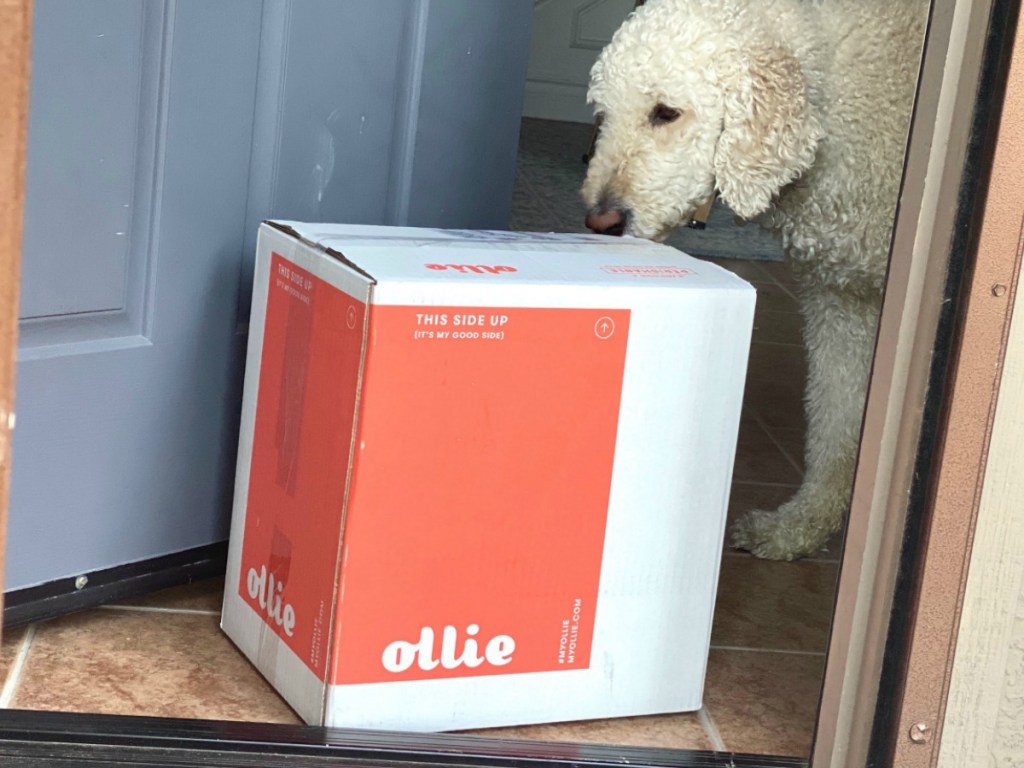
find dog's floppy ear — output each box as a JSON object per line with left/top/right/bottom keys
{"left": 713, "top": 44, "right": 823, "bottom": 219}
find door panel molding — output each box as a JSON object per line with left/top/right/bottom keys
{"left": 18, "top": 0, "right": 172, "bottom": 352}
{"left": 237, "top": 0, "right": 415, "bottom": 323}
{"left": 572, "top": 0, "right": 628, "bottom": 51}
{"left": 525, "top": 0, "right": 633, "bottom": 122}
{"left": 238, "top": 0, "right": 288, "bottom": 328}
{"left": 384, "top": 0, "right": 431, "bottom": 229}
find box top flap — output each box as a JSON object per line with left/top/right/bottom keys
{"left": 265, "top": 221, "right": 754, "bottom": 292}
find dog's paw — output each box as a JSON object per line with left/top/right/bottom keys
{"left": 730, "top": 509, "right": 802, "bottom": 561}
{"left": 730, "top": 501, "right": 833, "bottom": 561}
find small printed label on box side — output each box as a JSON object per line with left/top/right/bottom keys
{"left": 238, "top": 252, "right": 366, "bottom": 680}
{"left": 331, "top": 305, "right": 631, "bottom": 684}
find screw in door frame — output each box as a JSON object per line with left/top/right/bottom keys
{"left": 909, "top": 721, "right": 932, "bottom": 744}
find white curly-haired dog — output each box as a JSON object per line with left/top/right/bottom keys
{"left": 583, "top": 0, "right": 927, "bottom": 560}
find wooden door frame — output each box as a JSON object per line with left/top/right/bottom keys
{"left": 0, "top": 0, "right": 33, "bottom": 641}
{"left": 1, "top": 0, "right": 1021, "bottom": 765}
{"left": 872, "top": 0, "right": 1024, "bottom": 762}
{"left": 812, "top": 0, "right": 1023, "bottom": 764}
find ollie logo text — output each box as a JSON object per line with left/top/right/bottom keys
{"left": 381, "top": 624, "right": 516, "bottom": 673}
{"left": 424, "top": 264, "right": 517, "bottom": 275}
{"left": 246, "top": 565, "right": 297, "bottom": 637}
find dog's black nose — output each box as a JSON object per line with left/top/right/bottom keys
{"left": 585, "top": 208, "right": 626, "bottom": 237}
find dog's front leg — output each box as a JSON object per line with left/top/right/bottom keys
{"left": 731, "top": 281, "right": 881, "bottom": 560}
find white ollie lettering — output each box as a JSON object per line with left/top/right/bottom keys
{"left": 381, "top": 624, "right": 516, "bottom": 673}
{"left": 246, "top": 565, "right": 296, "bottom": 637}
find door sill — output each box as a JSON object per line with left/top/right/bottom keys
{"left": 0, "top": 708, "right": 807, "bottom": 768}
{"left": 2, "top": 542, "right": 227, "bottom": 628}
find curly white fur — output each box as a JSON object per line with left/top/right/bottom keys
{"left": 583, "top": 0, "right": 927, "bottom": 559}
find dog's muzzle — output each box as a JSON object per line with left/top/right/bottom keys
{"left": 585, "top": 206, "right": 628, "bottom": 237}
{"left": 584, "top": 194, "right": 716, "bottom": 238}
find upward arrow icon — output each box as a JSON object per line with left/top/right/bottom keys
{"left": 594, "top": 317, "right": 615, "bottom": 339}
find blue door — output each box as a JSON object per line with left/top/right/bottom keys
{"left": 9, "top": 0, "right": 531, "bottom": 591}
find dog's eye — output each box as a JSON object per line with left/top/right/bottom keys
{"left": 649, "top": 103, "right": 683, "bottom": 126}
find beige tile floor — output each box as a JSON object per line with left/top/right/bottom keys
{"left": 0, "top": 254, "right": 839, "bottom": 759}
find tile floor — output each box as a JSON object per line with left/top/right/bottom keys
{"left": 0, "top": 119, "right": 841, "bottom": 759}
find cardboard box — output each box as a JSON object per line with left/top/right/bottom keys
{"left": 221, "top": 221, "right": 756, "bottom": 732}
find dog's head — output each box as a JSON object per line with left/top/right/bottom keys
{"left": 582, "top": 0, "right": 823, "bottom": 239}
